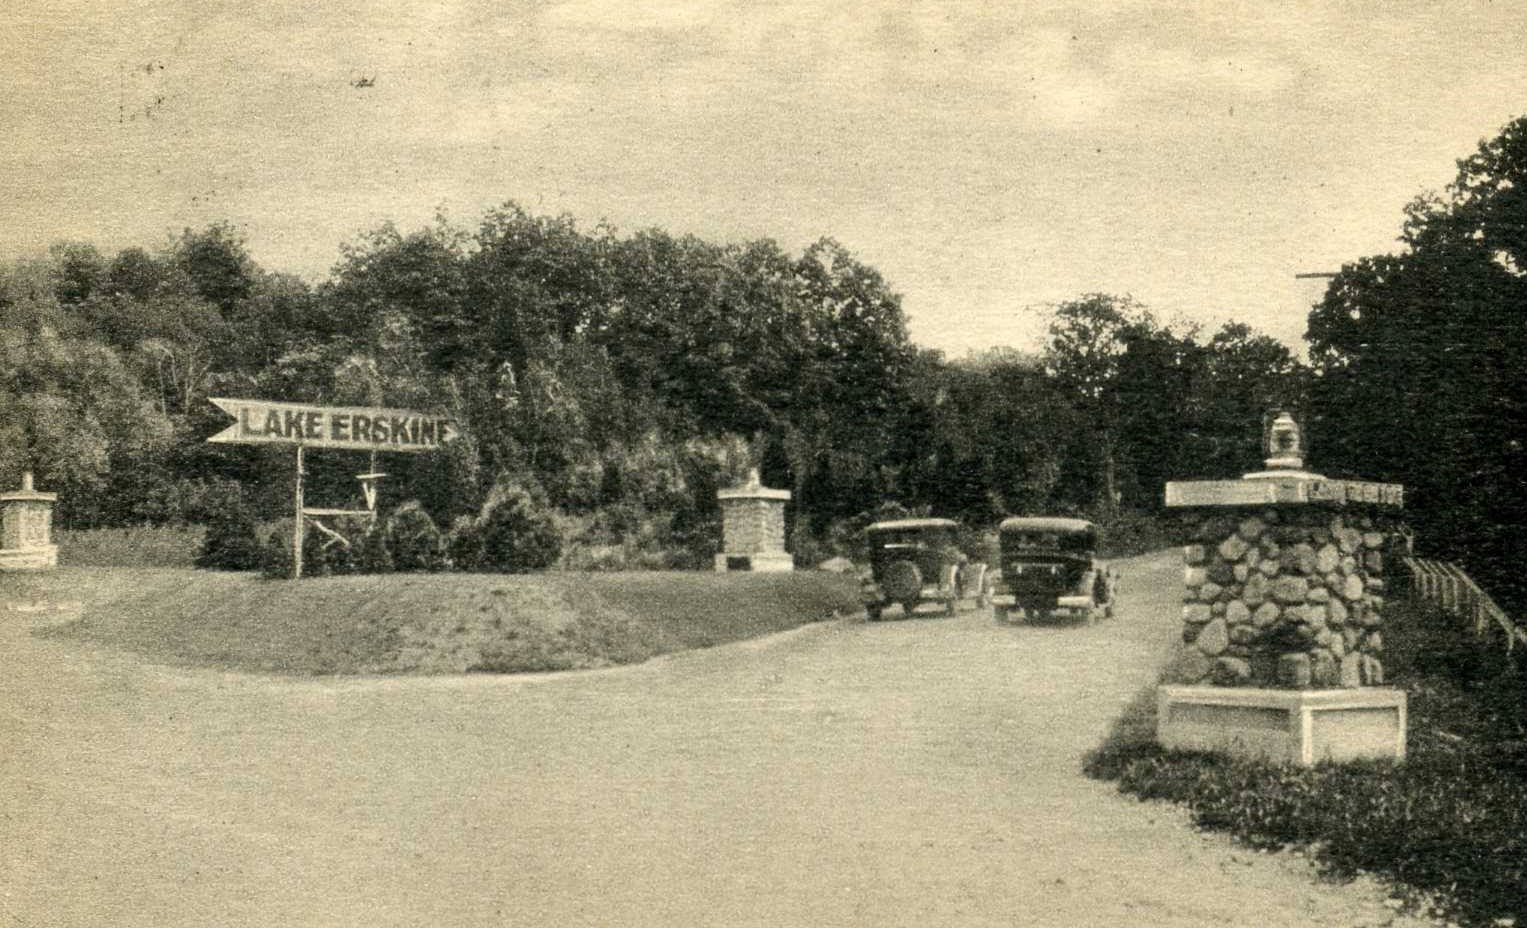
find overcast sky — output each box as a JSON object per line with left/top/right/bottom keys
{"left": 3, "top": 1, "right": 1524, "bottom": 356}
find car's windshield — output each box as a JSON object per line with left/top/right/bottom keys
{"left": 872, "top": 529, "right": 949, "bottom": 549}
{"left": 1008, "top": 531, "right": 1093, "bottom": 553}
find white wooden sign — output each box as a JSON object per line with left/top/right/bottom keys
{"left": 207, "top": 397, "right": 458, "bottom": 452}
{"left": 205, "top": 397, "right": 460, "bottom": 578}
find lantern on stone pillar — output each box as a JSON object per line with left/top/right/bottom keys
{"left": 1264, "top": 410, "right": 1304, "bottom": 471}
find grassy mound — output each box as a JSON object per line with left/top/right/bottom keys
{"left": 16, "top": 567, "right": 860, "bottom": 676}
{"left": 1085, "top": 598, "right": 1527, "bottom": 928}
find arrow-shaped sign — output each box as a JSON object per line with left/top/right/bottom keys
{"left": 207, "top": 397, "right": 460, "bottom": 453}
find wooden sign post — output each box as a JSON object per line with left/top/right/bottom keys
{"left": 206, "top": 398, "right": 460, "bottom": 578}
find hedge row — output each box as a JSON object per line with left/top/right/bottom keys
{"left": 196, "top": 485, "right": 562, "bottom": 578}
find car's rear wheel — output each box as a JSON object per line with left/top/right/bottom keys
{"left": 882, "top": 560, "right": 922, "bottom": 604}
{"left": 901, "top": 600, "right": 920, "bottom": 617}
{"left": 866, "top": 604, "right": 883, "bottom": 622}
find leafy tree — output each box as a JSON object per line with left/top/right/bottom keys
{"left": 467, "top": 205, "right": 614, "bottom": 367}
{"left": 1111, "top": 322, "right": 1204, "bottom": 507}
{"left": 603, "top": 229, "right": 754, "bottom": 434}
{"left": 103, "top": 247, "right": 172, "bottom": 301}
{"left": 1308, "top": 115, "right": 1527, "bottom": 611}
{"left": 325, "top": 218, "right": 471, "bottom": 353}
{"left": 0, "top": 258, "right": 71, "bottom": 334}
{"left": 778, "top": 239, "right": 915, "bottom": 521}
{"left": 1043, "top": 294, "right": 1155, "bottom": 512}
{"left": 214, "top": 271, "right": 318, "bottom": 373}
{"left": 0, "top": 327, "right": 172, "bottom": 525}
{"left": 1195, "top": 322, "right": 1306, "bottom": 477}
{"left": 175, "top": 224, "right": 253, "bottom": 313}
{"left": 979, "top": 353, "right": 1074, "bottom": 514}
{"left": 49, "top": 242, "right": 107, "bottom": 307}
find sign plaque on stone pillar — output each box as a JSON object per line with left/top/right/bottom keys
{"left": 0, "top": 472, "right": 59, "bottom": 571}
{"left": 1157, "top": 412, "right": 1408, "bottom": 766}
{"left": 714, "top": 468, "right": 793, "bottom": 572}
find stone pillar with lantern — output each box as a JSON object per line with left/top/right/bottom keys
{"left": 1156, "top": 412, "right": 1409, "bottom": 765}
{"left": 0, "top": 472, "right": 59, "bottom": 571}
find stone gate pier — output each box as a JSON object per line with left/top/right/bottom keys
{"left": 1156, "top": 413, "right": 1408, "bottom": 765}
{"left": 1, "top": 472, "right": 59, "bottom": 571}
{"left": 714, "top": 469, "right": 792, "bottom": 572}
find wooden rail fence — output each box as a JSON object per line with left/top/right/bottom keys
{"left": 1401, "top": 556, "right": 1527, "bottom": 653}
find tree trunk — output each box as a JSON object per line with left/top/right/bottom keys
{"left": 1099, "top": 435, "right": 1120, "bottom": 516}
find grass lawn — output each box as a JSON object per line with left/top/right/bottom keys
{"left": 1085, "top": 597, "right": 1527, "bottom": 928}
{"left": 7, "top": 567, "right": 861, "bottom": 676}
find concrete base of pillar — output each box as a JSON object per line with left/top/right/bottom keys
{"left": 1157, "top": 685, "right": 1406, "bottom": 766}
{"left": 0, "top": 545, "right": 58, "bottom": 571}
{"left": 713, "top": 551, "right": 794, "bottom": 573}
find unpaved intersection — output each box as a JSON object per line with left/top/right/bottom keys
{"left": 3, "top": 553, "right": 1434, "bottom": 927}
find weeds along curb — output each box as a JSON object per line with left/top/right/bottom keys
{"left": 1086, "top": 674, "right": 1527, "bottom": 927}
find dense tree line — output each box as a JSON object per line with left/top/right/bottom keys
{"left": 1309, "top": 115, "right": 1527, "bottom": 613}
{"left": 3, "top": 205, "right": 1306, "bottom": 567}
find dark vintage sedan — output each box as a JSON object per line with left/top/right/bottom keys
{"left": 991, "top": 516, "right": 1115, "bottom": 623}
{"left": 860, "top": 518, "right": 988, "bottom": 620}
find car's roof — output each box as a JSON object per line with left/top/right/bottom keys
{"left": 998, "top": 516, "right": 1097, "bottom": 534}
{"left": 866, "top": 517, "right": 960, "bottom": 531}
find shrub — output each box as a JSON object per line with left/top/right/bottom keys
{"left": 355, "top": 521, "right": 393, "bottom": 573}
{"left": 476, "top": 485, "right": 562, "bottom": 573}
{"left": 255, "top": 518, "right": 356, "bottom": 578}
{"left": 446, "top": 515, "right": 484, "bottom": 571}
{"left": 1107, "top": 750, "right": 1527, "bottom": 926}
{"left": 258, "top": 523, "right": 295, "bottom": 579}
{"left": 382, "top": 502, "right": 446, "bottom": 572}
{"left": 1089, "top": 597, "right": 1527, "bottom": 928}
{"left": 788, "top": 528, "right": 830, "bottom": 571}
{"left": 553, "top": 505, "right": 715, "bottom": 571}
{"left": 307, "top": 517, "right": 369, "bottom": 576}
{"left": 57, "top": 525, "right": 204, "bottom": 568}
{"left": 955, "top": 524, "right": 998, "bottom": 564}
{"left": 300, "top": 526, "right": 338, "bottom": 577}
{"left": 1091, "top": 507, "right": 1174, "bottom": 558}
{"left": 195, "top": 505, "right": 262, "bottom": 571}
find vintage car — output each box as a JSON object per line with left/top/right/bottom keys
{"left": 861, "top": 518, "right": 989, "bottom": 620}
{"left": 991, "top": 516, "right": 1115, "bottom": 623}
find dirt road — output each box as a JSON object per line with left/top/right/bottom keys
{"left": 2, "top": 552, "right": 1434, "bottom": 927}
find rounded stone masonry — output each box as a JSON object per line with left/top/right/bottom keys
{"left": 1158, "top": 412, "right": 1408, "bottom": 766}
{"left": 1164, "top": 472, "right": 1403, "bottom": 690}
{"left": 0, "top": 472, "right": 59, "bottom": 571}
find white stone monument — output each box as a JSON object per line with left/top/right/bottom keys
{"left": 714, "top": 468, "right": 793, "bottom": 572}
{"left": 0, "top": 472, "right": 59, "bottom": 571}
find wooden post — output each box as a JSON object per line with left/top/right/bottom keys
{"left": 293, "top": 444, "right": 305, "bottom": 579}
{"left": 368, "top": 450, "right": 379, "bottom": 523}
